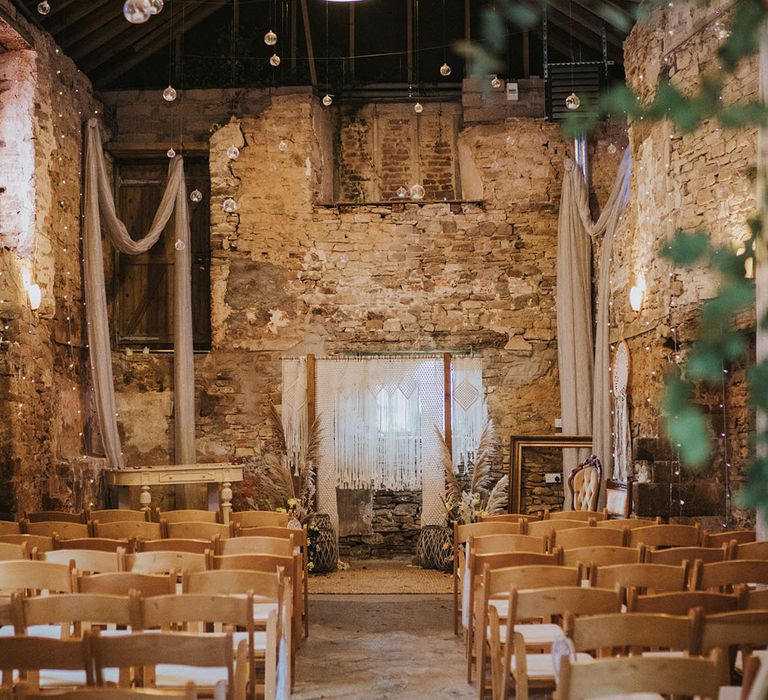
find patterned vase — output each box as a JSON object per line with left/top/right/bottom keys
{"left": 310, "top": 512, "right": 337, "bottom": 573}
{"left": 416, "top": 524, "right": 453, "bottom": 571}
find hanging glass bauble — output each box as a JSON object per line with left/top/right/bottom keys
{"left": 439, "top": 62, "right": 452, "bottom": 77}
{"left": 264, "top": 29, "right": 278, "bottom": 46}
{"left": 322, "top": 94, "right": 333, "bottom": 107}
{"left": 226, "top": 145, "right": 240, "bottom": 160}
{"left": 190, "top": 189, "right": 203, "bottom": 203}
{"left": 148, "top": 0, "right": 164, "bottom": 14}
{"left": 565, "top": 92, "right": 581, "bottom": 110}
{"left": 396, "top": 186, "right": 408, "bottom": 198}
{"left": 269, "top": 53, "right": 281, "bottom": 67}
{"left": 222, "top": 197, "right": 238, "bottom": 213}
{"left": 166, "top": 148, "right": 176, "bottom": 158}
{"left": 490, "top": 75, "right": 503, "bottom": 89}
{"left": 174, "top": 239, "right": 185, "bottom": 251}
{"left": 607, "top": 143, "right": 617, "bottom": 154}
{"left": 37, "top": 1, "right": 51, "bottom": 15}
{"left": 162, "top": 84, "right": 177, "bottom": 102}
{"left": 714, "top": 23, "right": 729, "bottom": 41}
{"left": 278, "top": 140, "right": 288, "bottom": 152}
{"left": 414, "top": 102, "right": 424, "bottom": 114}
{"left": 410, "top": 184, "right": 425, "bottom": 200}
{"left": 123, "top": 0, "right": 152, "bottom": 23}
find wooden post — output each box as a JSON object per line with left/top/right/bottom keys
{"left": 406, "top": 0, "right": 414, "bottom": 83}
{"left": 464, "top": 0, "right": 471, "bottom": 75}
{"left": 306, "top": 354, "right": 317, "bottom": 510}
{"left": 443, "top": 353, "right": 452, "bottom": 455}
{"left": 349, "top": 3, "right": 356, "bottom": 81}
{"left": 299, "top": 0, "right": 318, "bottom": 87}
{"left": 290, "top": 0, "right": 297, "bottom": 70}
{"left": 522, "top": 29, "right": 530, "bottom": 78}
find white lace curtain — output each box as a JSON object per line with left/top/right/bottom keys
{"left": 84, "top": 119, "right": 196, "bottom": 467}
{"left": 451, "top": 357, "right": 487, "bottom": 468}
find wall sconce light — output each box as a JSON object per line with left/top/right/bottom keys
{"left": 629, "top": 275, "right": 646, "bottom": 312}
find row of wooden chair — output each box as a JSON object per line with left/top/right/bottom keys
{"left": 16, "top": 510, "right": 290, "bottom": 527}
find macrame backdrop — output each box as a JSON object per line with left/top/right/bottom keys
{"left": 451, "top": 357, "right": 487, "bottom": 467}
{"left": 557, "top": 150, "right": 631, "bottom": 505}
{"left": 281, "top": 358, "right": 307, "bottom": 474}
{"left": 314, "top": 356, "right": 445, "bottom": 531}
{"left": 84, "top": 119, "right": 196, "bottom": 467}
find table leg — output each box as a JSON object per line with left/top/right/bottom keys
{"left": 220, "top": 481, "right": 233, "bottom": 524}
{"left": 140, "top": 485, "right": 152, "bottom": 513}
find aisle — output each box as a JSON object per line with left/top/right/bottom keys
{"left": 292, "top": 594, "right": 475, "bottom": 699}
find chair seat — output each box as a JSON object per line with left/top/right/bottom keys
{"left": 489, "top": 623, "right": 563, "bottom": 647}
{"left": 0, "top": 624, "right": 61, "bottom": 638}
{"left": 155, "top": 665, "right": 229, "bottom": 687}
{"left": 590, "top": 695, "right": 664, "bottom": 700}
{"left": 641, "top": 651, "right": 686, "bottom": 658}
{"left": 232, "top": 630, "right": 269, "bottom": 652}
{"left": 39, "top": 668, "right": 119, "bottom": 687}
{"left": 489, "top": 598, "right": 508, "bottom": 618}
{"left": 253, "top": 602, "right": 278, "bottom": 622}
{"left": 511, "top": 652, "right": 593, "bottom": 679}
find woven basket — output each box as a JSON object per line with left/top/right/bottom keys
{"left": 416, "top": 524, "right": 453, "bottom": 571}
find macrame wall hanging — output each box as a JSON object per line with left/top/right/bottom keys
{"left": 612, "top": 341, "right": 631, "bottom": 481}
{"left": 451, "top": 357, "right": 487, "bottom": 469}
{"left": 281, "top": 358, "right": 307, "bottom": 475}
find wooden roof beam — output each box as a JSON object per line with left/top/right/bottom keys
{"left": 44, "top": 0, "right": 109, "bottom": 34}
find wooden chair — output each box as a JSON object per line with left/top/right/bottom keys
{"left": 0, "top": 534, "right": 54, "bottom": 553}
{"left": 526, "top": 519, "right": 592, "bottom": 544}
{"left": 591, "top": 562, "right": 689, "bottom": 603}
{"left": 136, "top": 538, "right": 218, "bottom": 555}
{"left": 0, "top": 521, "right": 21, "bottom": 536}
{"left": 92, "top": 521, "right": 163, "bottom": 541}
{"left": 75, "top": 572, "right": 176, "bottom": 597}
{"left": 693, "top": 559, "right": 768, "bottom": 592}
{"left": 451, "top": 521, "right": 527, "bottom": 635}
{"left": 0, "top": 636, "right": 92, "bottom": 691}
{"left": 54, "top": 537, "right": 133, "bottom": 553}
{"left": 479, "top": 514, "right": 538, "bottom": 525}
{"left": 125, "top": 551, "right": 207, "bottom": 575}
{"left": 0, "top": 541, "right": 28, "bottom": 561}
{"left": 90, "top": 630, "right": 248, "bottom": 700}
{"left": 699, "top": 611, "right": 768, "bottom": 684}
{"left": 23, "top": 521, "right": 90, "bottom": 540}
{"left": 568, "top": 455, "right": 601, "bottom": 512}
{"left": 25, "top": 511, "right": 86, "bottom": 524}
{"left": 732, "top": 540, "right": 768, "bottom": 561}
{"left": 39, "top": 549, "right": 126, "bottom": 574}
{"left": 561, "top": 545, "right": 644, "bottom": 570}
{"left": 595, "top": 516, "right": 661, "bottom": 530}
{"left": 230, "top": 511, "right": 290, "bottom": 528}
{"left": 87, "top": 509, "right": 149, "bottom": 524}
{"left": 627, "top": 589, "right": 740, "bottom": 615}
{"left": 217, "top": 536, "right": 294, "bottom": 557}
{"left": 706, "top": 529, "right": 756, "bottom": 548}
{"left": 154, "top": 510, "right": 219, "bottom": 525}
{"left": 556, "top": 649, "right": 722, "bottom": 700}
{"left": 0, "top": 560, "right": 74, "bottom": 596}
{"left": 646, "top": 544, "right": 729, "bottom": 566}
{"left": 628, "top": 523, "right": 703, "bottom": 549}
{"left": 470, "top": 534, "right": 547, "bottom": 556}
{"left": 551, "top": 526, "right": 625, "bottom": 550}
{"left": 15, "top": 686, "right": 198, "bottom": 700}
{"left": 546, "top": 510, "right": 606, "bottom": 522}
{"left": 736, "top": 584, "right": 768, "bottom": 609}
{"left": 163, "top": 522, "right": 231, "bottom": 540}
{"left": 488, "top": 587, "right": 620, "bottom": 700}
{"left": 604, "top": 479, "right": 630, "bottom": 519}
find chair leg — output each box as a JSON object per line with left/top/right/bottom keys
{"left": 453, "top": 560, "right": 459, "bottom": 636}
{"left": 466, "top": 625, "right": 474, "bottom": 682}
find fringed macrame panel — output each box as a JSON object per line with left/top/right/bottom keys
{"left": 451, "top": 357, "right": 487, "bottom": 468}
{"left": 281, "top": 358, "right": 307, "bottom": 476}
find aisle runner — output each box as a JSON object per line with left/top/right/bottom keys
{"left": 311, "top": 559, "right": 451, "bottom": 595}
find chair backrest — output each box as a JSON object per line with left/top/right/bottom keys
{"left": 54, "top": 537, "right": 132, "bottom": 553}
{"left": 93, "top": 521, "right": 163, "bottom": 541}
{"left": 705, "top": 529, "right": 756, "bottom": 547}
{"left": 17, "top": 592, "right": 135, "bottom": 633}
{"left": 87, "top": 509, "right": 148, "bottom": 524}
{"left": 553, "top": 526, "right": 625, "bottom": 549}
{"left": 513, "top": 586, "right": 621, "bottom": 621}
{"left": 547, "top": 510, "right": 606, "bottom": 522}
{"left": 40, "top": 548, "right": 126, "bottom": 574}
{"left": 25, "top": 511, "right": 86, "bottom": 524}
{"left": 568, "top": 456, "right": 601, "bottom": 511}
{"left": 0, "top": 520, "right": 21, "bottom": 535}
{"left": 592, "top": 563, "right": 689, "bottom": 594}
{"left": 693, "top": 559, "right": 768, "bottom": 591}
{"left": 478, "top": 514, "right": 539, "bottom": 524}
{"left": 627, "top": 590, "right": 739, "bottom": 615}
{"left": 0, "top": 560, "right": 74, "bottom": 595}
{"left": 485, "top": 564, "right": 582, "bottom": 598}
{"left": 208, "top": 553, "right": 294, "bottom": 578}
{"left": 217, "top": 536, "right": 294, "bottom": 557}
{"left": 469, "top": 533, "right": 546, "bottom": 555}
{"left": 596, "top": 516, "right": 661, "bottom": 530}
{"left": 182, "top": 569, "right": 282, "bottom": 600}
{"left": 125, "top": 551, "right": 207, "bottom": 575}
{"left": 0, "top": 534, "right": 54, "bottom": 552}
{"left": 628, "top": 523, "right": 702, "bottom": 549}
{"left": 137, "top": 592, "right": 254, "bottom": 631}
{"left": 164, "top": 521, "right": 232, "bottom": 540}
{"left": 561, "top": 545, "right": 644, "bottom": 569}
{"left": 454, "top": 521, "right": 525, "bottom": 545}
{"left": 230, "top": 511, "right": 290, "bottom": 528}
{"left": 75, "top": 572, "right": 175, "bottom": 596}
{"left": 565, "top": 610, "right": 696, "bottom": 654}
{"left": 0, "top": 636, "right": 91, "bottom": 684}
{"left": 646, "top": 545, "right": 728, "bottom": 566}
{"left": 137, "top": 538, "right": 217, "bottom": 555}
{"left": 24, "top": 521, "right": 90, "bottom": 539}
{"left": 604, "top": 479, "right": 630, "bottom": 519}
{"left": 155, "top": 509, "right": 219, "bottom": 524}
{"left": 0, "top": 541, "right": 28, "bottom": 561}
{"left": 557, "top": 652, "right": 721, "bottom": 700}
{"left": 235, "top": 526, "right": 307, "bottom": 547}
{"left": 527, "top": 519, "right": 592, "bottom": 539}
{"left": 700, "top": 610, "right": 768, "bottom": 655}
{"left": 736, "top": 585, "right": 768, "bottom": 610}
{"left": 733, "top": 540, "right": 768, "bottom": 561}
{"left": 15, "top": 686, "right": 197, "bottom": 700}
{"left": 473, "top": 551, "right": 560, "bottom": 580}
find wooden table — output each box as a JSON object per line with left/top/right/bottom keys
{"left": 105, "top": 463, "right": 244, "bottom": 522}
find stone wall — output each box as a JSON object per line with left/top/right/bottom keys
{"left": 0, "top": 1, "right": 103, "bottom": 516}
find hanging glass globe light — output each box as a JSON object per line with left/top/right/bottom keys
{"left": 162, "top": 85, "right": 177, "bottom": 102}
{"left": 190, "top": 189, "right": 203, "bottom": 203}
{"left": 607, "top": 143, "right": 617, "bottom": 154}
{"left": 123, "top": 0, "right": 152, "bottom": 23}
{"left": 222, "top": 198, "right": 238, "bottom": 213}
{"left": 714, "top": 23, "right": 729, "bottom": 41}
{"left": 264, "top": 29, "right": 278, "bottom": 46}
{"left": 166, "top": 147, "right": 176, "bottom": 158}
{"left": 148, "top": 0, "right": 164, "bottom": 14}
{"left": 37, "top": 1, "right": 51, "bottom": 15}
{"left": 174, "top": 239, "right": 186, "bottom": 251}
{"left": 322, "top": 94, "right": 333, "bottom": 107}
{"left": 490, "top": 75, "right": 503, "bottom": 89}
{"left": 278, "top": 140, "right": 288, "bottom": 152}
{"left": 410, "top": 184, "right": 425, "bottom": 200}
{"left": 396, "top": 186, "right": 408, "bottom": 198}
{"left": 439, "top": 62, "right": 452, "bottom": 77}
{"left": 414, "top": 102, "right": 424, "bottom": 114}
{"left": 565, "top": 92, "right": 581, "bottom": 110}
{"left": 226, "top": 145, "right": 240, "bottom": 160}
{"left": 269, "top": 53, "right": 281, "bottom": 67}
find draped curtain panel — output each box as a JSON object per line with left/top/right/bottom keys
{"left": 556, "top": 150, "right": 631, "bottom": 505}
{"left": 451, "top": 357, "right": 487, "bottom": 468}
{"left": 84, "top": 119, "right": 196, "bottom": 467}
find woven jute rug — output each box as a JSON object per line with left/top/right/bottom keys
{"left": 309, "top": 558, "right": 452, "bottom": 595}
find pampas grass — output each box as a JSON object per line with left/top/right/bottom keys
{"left": 484, "top": 475, "right": 509, "bottom": 516}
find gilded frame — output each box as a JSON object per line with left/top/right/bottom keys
{"left": 508, "top": 434, "right": 593, "bottom": 513}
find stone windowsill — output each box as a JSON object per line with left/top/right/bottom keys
{"left": 318, "top": 199, "right": 485, "bottom": 208}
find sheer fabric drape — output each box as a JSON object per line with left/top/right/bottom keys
{"left": 84, "top": 118, "right": 196, "bottom": 467}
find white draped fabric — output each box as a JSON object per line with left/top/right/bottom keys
{"left": 281, "top": 358, "right": 308, "bottom": 475}
{"left": 314, "top": 356, "right": 445, "bottom": 530}
{"left": 557, "top": 150, "right": 631, "bottom": 504}
{"left": 84, "top": 119, "right": 196, "bottom": 467}
{"left": 451, "top": 357, "right": 487, "bottom": 467}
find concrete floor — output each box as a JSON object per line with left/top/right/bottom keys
{"left": 292, "top": 594, "right": 476, "bottom": 699}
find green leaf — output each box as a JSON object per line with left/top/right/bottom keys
{"left": 480, "top": 7, "right": 507, "bottom": 54}
{"left": 502, "top": 3, "right": 539, "bottom": 29}
{"left": 749, "top": 361, "right": 768, "bottom": 411}
{"left": 687, "top": 348, "right": 726, "bottom": 382}
{"left": 660, "top": 231, "right": 710, "bottom": 266}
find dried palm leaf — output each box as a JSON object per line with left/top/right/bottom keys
{"left": 484, "top": 475, "right": 509, "bottom": 516}
{"left": 267, "top": 401, "right": 288, "bottom": 456}
{"left": 304, "top": 414, "right": 323, "bottom": 473}
{"left": 436, "top": 426, "right": 462, "bottom": 504}
{"left": 260, "top": 452, "right": 296, "bottom": 505}
{"left": 469, "top": 420, "right": 497, "bottom": 495}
